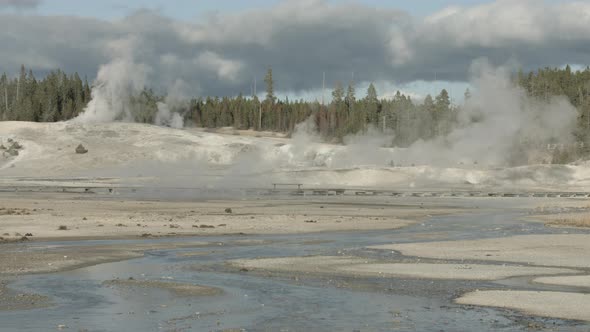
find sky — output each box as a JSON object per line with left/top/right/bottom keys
{"left": 29, "top": 0, "right": 494, "bottom": 20}
{"left": 0, "top": 0, "right": 588, "bottom": 102}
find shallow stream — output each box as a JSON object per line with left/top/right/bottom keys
{"left": 2, "top": 198, "right": 590, "bottom": 332}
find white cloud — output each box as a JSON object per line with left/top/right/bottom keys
{"left": 0, "top": 0, "right": 40, "bottom": 9}
{"left": 194, "top": 51, "right": 243, "bottom": 82}
{"left": 0, "top": 0, "right": 589, "bottom": 97}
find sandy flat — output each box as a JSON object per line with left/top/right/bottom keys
{"left": 103, "top": 279, "right": 222, "bottom": 297}
{"left": 176, "top": 251, "right": 215, "bottom": 257}
{"left": 230, "top": 256, "right": 365, "bottom": 273}
{"left": 0, "top": 280, "right": 51, "bottom": 311}
{"left": 0, "top": 194, "right": 451, "bottom": 241}
{"left": 0, "top": 241, "right": 219, "bottom": 276}
{"left": 0, "top": 246, "right": 143, "bottom": 275}
{"left": 534, "top": 275, "right": 590, "bottom": 288}
{"left": 456, "top": 290, "right": 590, "bottom": 322}
{"left": 370, "top": 234, "right": 590, "bottom": 268}
{"left": 339, "top": 263, "right": 577, "bottom": 280}
{"left": 230, "top": 256, "right": 577, "bottom": 280}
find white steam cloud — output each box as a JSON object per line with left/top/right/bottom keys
{"left": 155, "top": 103, "right": 184, "bottom": 129}
{"left": 154, "top": 80, "right": 190, "bottom": 128}
{"left": 276, "top": 61, "right": 578, "bottom": 169}
{"left": 74, "top": 58, "right": 150, "bottom": 123}
{"left": 74, "top": 38, "right": 185, "bottom": 128}
{"left": 390, "top": 60, "right": 578, "bottom": 166}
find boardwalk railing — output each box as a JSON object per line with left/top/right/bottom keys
{"left": 272, "top": 183, "right": 303, "bottom": 190}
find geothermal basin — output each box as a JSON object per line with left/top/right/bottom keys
{"left": 1, "top": 122, "right": 590, "bottom": 331}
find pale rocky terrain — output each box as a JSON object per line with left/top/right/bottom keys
{"left": 2, "top": 121, "right": 590, "bottom": 191}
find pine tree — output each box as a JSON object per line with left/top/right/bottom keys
{"left": 1, "top": 73, "right": 8, "bottom": 121}
{"left": 332, "top": 82, "right": 344, "bottom": 105}
{"left": 435, "top": 89, "right": 450, "bottom": 112}
{"left": 366, "top": 83, "right": 378, "bottom": 103}
{"left": 365, "top": 83, "right": 379, "bottom": 126}
{"left": 264, "top": 67, "right": 275, "bottom": 106}
{"left": 345, "top": 81, "right": 355, "bottom": 110}
{"left": 423, "top": 94, "right": 434, "bottom": 110}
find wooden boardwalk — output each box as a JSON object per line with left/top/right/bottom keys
{"left": 0, "top": 184, "right": 589, "bottom": 199}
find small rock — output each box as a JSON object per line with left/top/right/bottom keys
{"left": 75, "top": 144, "right": 88, "bottom": 154}
{"left": 10, "top": 141, "right": 22, "bottom": 150}
{"left": 224, "top": 208, "right": 233, "bottom": 214}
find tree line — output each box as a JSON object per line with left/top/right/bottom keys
{"left": 2, "top": 65, "right": 590, "bottom": 152}
{"left": 0, "top": 65, "right": 92, "bottom": 122}
{"left": 125, "top": 68, "right": 456, "bottom": 147}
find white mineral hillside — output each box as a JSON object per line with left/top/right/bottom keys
{"left": 1, "top": 121, "right": 590, "bottom": 191}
